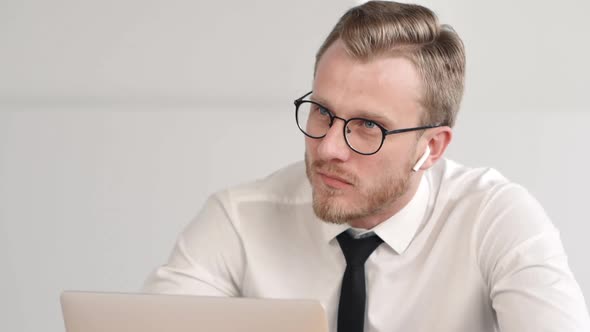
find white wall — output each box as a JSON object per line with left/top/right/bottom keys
{"left": 1, "top": 1, "right": 589, "bottom": 332}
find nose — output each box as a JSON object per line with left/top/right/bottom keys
{"left": 315, "top": 119, "right": 351, "bottom": 162}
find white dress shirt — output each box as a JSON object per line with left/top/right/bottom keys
{"left": 143, "top": 159, "right": 590, "bottom": 332}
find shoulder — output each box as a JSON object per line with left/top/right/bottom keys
{"left": 427, "top": 158, "right": 555, "bottom": 255}
{"left": 427, "top": 158, "right": 552, "bottom": 228}
{"left": 427, "top": 158, "right": 510, "bottom": 198}
{"left": 428, "top": 159, "right": 559, "bottom": 277}
{"left": 428, "top": 158, "right": 549, "bottom": 220}
{"left": 425, "top": 158, "right": 545, "bottom": 215}
{"left": 182, "top": 161, "right": 311, "bottom": 241}
{"left": 212, "top": 160, "right": 312, "bottom": 208}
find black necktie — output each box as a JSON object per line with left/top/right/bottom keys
{"left": 336, "top": 231, "right": 384, "bottom": 332}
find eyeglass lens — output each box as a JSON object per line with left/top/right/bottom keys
{"left": 296, "top": 101, "right": 383, "bottom": 154}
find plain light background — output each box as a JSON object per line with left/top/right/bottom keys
{"left": 1, "top": 0, "right": 589, "bottom": 331}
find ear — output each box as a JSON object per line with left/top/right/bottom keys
{"left": 417, "top": 126, "right": 453, "bottom": 171}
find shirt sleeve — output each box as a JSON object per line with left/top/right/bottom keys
{"left": 142, "top": 193, "right": 245, "bottom": 297}
{"left": 475, "top": 184, "right": 590, "bottom": 331}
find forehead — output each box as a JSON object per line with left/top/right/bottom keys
{"left": 312, "top": 40, "right": 423, "bottom": 126}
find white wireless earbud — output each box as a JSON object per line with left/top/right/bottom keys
{"left": 412, "top": 145, "right": 430, "bottom": 172}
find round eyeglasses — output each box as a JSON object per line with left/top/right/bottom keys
{"left": 294, "top": 91, "right": 443, "bottom": 155}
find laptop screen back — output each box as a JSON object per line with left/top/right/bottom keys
{"left": 61, "top": 291, "right": 328, "bottom": 332}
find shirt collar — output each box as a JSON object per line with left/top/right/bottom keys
{"left": 372, "top": 176, "right": 430, "bottom": 254}
{"left": 317, "top": 217, "right": 349, "bottom": 245}
{"left": 316, "top": 175, "right": 430, "bottom": 254}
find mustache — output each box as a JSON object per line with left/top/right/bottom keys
{"left": 311, "top": 160, "right": 358, "bottom": 185}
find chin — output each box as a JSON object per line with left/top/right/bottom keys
{"left": 311, "top": 189, "right": 361, "bottom": 224}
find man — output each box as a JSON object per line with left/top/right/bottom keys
{"left": 144, "top": 1, "right": 590, "bottom": 331}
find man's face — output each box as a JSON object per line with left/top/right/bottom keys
{"left": 305, "top": 40, "right": 425, "bottom": 227}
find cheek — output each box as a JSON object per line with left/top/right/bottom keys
{"left": 305, "top": 137, "right": 318, "bottom": 156}
{"left": 380, "top": 138, "right": 417, "bottom": 167}
{"left": 354, "top": 155, "right": 386, "bottom": 185}
{"left": 360, "top": 150, "right": 408, "bottom": 182}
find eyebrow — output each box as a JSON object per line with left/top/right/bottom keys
{"left": 310, "top": 95, "right": 397, "bottom": 129}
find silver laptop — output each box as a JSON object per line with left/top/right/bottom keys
{"left": 61, "top": 291, "right": 328, "bottom": 332}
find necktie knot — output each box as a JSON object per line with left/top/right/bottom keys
{"left": 336, "top": 231, "right": 383, "bottom": 267}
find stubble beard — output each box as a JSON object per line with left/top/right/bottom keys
{"left": 304, "top": 153, "right": 412, "bottom": 225}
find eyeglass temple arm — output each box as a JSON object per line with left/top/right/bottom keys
{"left": 294, "top": 91, "right": 313, "bottom": 105}
{"left": 384, "top": 124, "right": 443, "bottom": 135}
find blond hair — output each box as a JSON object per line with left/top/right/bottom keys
{"left": 315, "top": 1, "right": 466, "bottom": 127}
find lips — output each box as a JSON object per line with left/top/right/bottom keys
{"left": 316, "top": 171, "right": 353, "bottom": 189}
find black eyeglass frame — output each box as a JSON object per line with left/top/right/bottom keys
{"left": 294, "top": 91, "right": 444, "bottom": 155}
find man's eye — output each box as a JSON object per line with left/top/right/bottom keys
{"left": 318, "top": 107, "right": 330, "bottom": 116}
{"left": 363, "top": 120, "right": 376, "bottom": 128}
